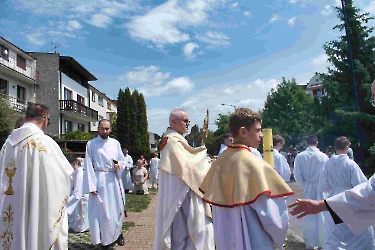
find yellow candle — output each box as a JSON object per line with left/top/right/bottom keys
{"left": 262, "top": 128, "right": 274, "bottom": 168}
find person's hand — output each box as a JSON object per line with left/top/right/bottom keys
{"left": 91, "top": 191, "right": 98, "bottom": 195}
{"left": 288, "top": 199, "right": 327, "bottom": 218}
{"left": 114, "top": 163, "right": 120, "bottom": 170}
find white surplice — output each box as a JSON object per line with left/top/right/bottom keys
{"left": 154, "top": 128, "right": 214, "bottom": 250}
{"left": 150, "top": 157, "right": 160, "bottom": 185}
{"left": 326, "top": 174, "right": 375, "bottom": 235}
{"left": 218, "top": 144, "right": 227, "bottom": 156}
{"left": 121, "top": 154, "right": 133, "bottom": 190}
{"left": 250, "top": 147, "right": 262, "bottom": 159}
{"left": 212, "top": 195, "right": 289, "bottom": 250}
{"left": 319, "top": 154, "right": 374, "bottom": 250}
{"left": 154, "top": 171, "right": 214, "bottom": 250}
{"left": 274, "top": 149, "right": 291, "bottom": 182}
{"left": 67, "top": 167, "right": 89, "bottom": 233}
{"left": 0, "top": 122, "right": 73, "bottom": 250}
{"left": 294, "top": 146, "right": 329, "bottom": 248}
{"left": 82, "top": 136, "right": 126, "bottom": 246}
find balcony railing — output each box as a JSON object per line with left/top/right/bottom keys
{"left": 0, "top": 95, "right": 31, "bottom": 113}
{"left": 0, "top": 54, "right": 39, "bottom": 82}
{"left": 60, "top": 100, "right": 98, "bottom": 120}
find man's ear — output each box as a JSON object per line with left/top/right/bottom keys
{"left": 239, "top": 127, "right": 247, "bottom": 137}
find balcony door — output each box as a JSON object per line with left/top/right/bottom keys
{"left": 17, "top": 85, "right": 25, "bottom": 103}
{"left": 77, "top": 94, "right": 85, "bottom": 114}
{"left": 64, "top": 88, "right": 72, "bottom": 100}
{"left": 0, "top": 78, "right": 7, "bottom": 96}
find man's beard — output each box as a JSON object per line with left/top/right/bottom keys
{"left": 99, "top": 134, "right": 109, "bottom": 139}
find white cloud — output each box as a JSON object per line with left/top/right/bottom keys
{"left": 25, "top": 32, "right": 45, "bottom": 46}
{"left": 310, "top": 53, "right": 330, "bottom": 72}
{"left": 244, "top": 11, "right": 251, "bottom": 17}
{"left": 321, "top": 5, "right": 333, "bottom": 16}
{"left": 196, "top": 31, "right": 230, "bottom": 48}
{"left": 269, "top": 14, "right": 280, "bottom": 23}
{"left": 287, "top": 17, "right": 297, "bottom": 27}
{"left": 231, "top": 2, "right": 238, "bottom": 8}
{"left": 183, "top": 42, "right": 200, "bottom": 60}
{"left": 146, "top": 108, "right": 171, "bottom": 134}
{"left": 139, "top": 76, "right": 195, "bottom": 97}
{"left": 364, "top": 1, "right": 375, "bottom": 13}
{"left": 67, "top": 20, "right": 82, "bottom": 30}
{"left": 88, "top": 13, "right": 112, "bottom": 28}
{"left": 126, "top": 0, "right": 226, "bottom": 48}
{"left": 122, "top": 65, "right": 194, "bottom": 97}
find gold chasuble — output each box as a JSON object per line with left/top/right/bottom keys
{"left": 160, "top": 128, "right": 212, "bottom": 199}
{"left": 200, "top": 145, "right": 294, "bottom": 207}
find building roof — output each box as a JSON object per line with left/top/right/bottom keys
{"left": 0, "top": 36, "right": 36, "bottom": 61}
{"left": 59, "top": 56, "right": 97, "bottom": 81}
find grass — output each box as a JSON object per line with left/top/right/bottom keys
{"left": 125, "top": 188, "right": 157, "bottom": 212}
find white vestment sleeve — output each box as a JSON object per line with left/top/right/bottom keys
{"left": 293, "top": 155, "right": 305, "bottom": 188}
{"left": 250, "top": 194, "right": 288, "bottom": 250}
{"left": 82, "top": 142, "right": 97, "bottom": 194}
{"left": 319, "top": 165, "right": 332, "bottom": 193}
{"left": 116, "top": 141, "right": 126, "bottom": 179}
{"left": 351, "top": 162, "right": 367, "bottom": 187}
{"left": 279, "top": 157, "right": 291, "bottom": 182}
{"left": 326, "top": 175, "right": 375, "bottom": 234}
{"left": 67, "top": 169, "right": 83, "bottom": 215}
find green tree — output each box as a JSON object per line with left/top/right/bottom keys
{"left": 0, "top": 97, "right": 21, "bottom": 146}
{"left": 62, "top": 130, "right": 94, "bottom": 140}
{"left": 262, "top": 78, "right": 314, "bottom": 147}
{"left": 319, "top": 0, "right": 375, "bottom": 163}
{"left": 136, "top": 92, "right": 150, "bottom": 156}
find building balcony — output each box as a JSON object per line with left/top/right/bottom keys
{"left": 59, "top": 100, "right": 98, "bottom": 122}
{"left": 0, "top": 54, "right": 39, "bottom": 84}
{"left": 1, "top": 95, "right": 31, "bottom": 113}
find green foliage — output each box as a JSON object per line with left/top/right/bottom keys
{"left": 318, "top": 0, "right": 375, "bottom": 162}
{"left": 262, "top": 78, "right": 314, "bottom": 147}
{"left": 62, "top": 130, "right": 94, "bottom": 140}
{"left": 116, "top": 88, "right": 150, "bottom": 158}
{"left": 110, "top": 114, "right": 118, "bottom": 139}
{"left": 0, "top": 96, "right": 22, "bottom": 146}
{"left": 185, "top": 124, "right": 202, "bottom": 148}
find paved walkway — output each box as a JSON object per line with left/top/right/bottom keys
{"left": 117, "top": 193, "right": 158, "bottom": 250}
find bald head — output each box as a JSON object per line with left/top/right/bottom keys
{"left": 169, "top": 109, "right": 190, "bottom": 135}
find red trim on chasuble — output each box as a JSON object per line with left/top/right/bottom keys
{"left": 160, "top": 137, "right": 169, "bottom": 151}
{"left": 202, "top": 190, "right": 295, "bottom": 208}
{"left": 227, "top": 145, "right": 251, "bottom": 152}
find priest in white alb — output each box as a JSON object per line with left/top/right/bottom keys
{"left": 67, "top": 156, "right": 89, "bottom": 233}
{"left": 289, "top": 79, "right": 375, "bottom": 244}
{"left": 82, "top": 119, "right": 127, "bottom": 249}
{"left": 319, "top": 136, "right": 374, "bottom": 249}
{"left": 154, "top": 109, "right": 214, "bottom": 250}
{"left": 200, "top": 108, "right": 294, "bottom": 250}
{"left": 0, "top": 104, "right": 73, "bottom": 249}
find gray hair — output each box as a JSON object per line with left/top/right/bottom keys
{"left": 169, "top": 109, "right": 186, "bottom": 125}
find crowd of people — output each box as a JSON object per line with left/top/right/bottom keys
{"left": 2, "top": 81, "right": 375, "bottom": 250}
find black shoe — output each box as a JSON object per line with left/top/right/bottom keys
{"left": 101, "top": 244, "right": 113, "bottom": 250}
{"left": 117, "top": 233, "right": 124, "bottom": 246}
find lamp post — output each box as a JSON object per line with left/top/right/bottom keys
{"left": 341, "top": 0, "right": 363, "bottom": 166}
{"left": 221, "top": 103, "right": 237, "bottom": 111}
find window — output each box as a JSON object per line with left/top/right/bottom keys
{"left": 0, "top": 45, "right": 9, "bottom": 60}
{"left": 77, "top": 123, "right": 85, "bottom": 132}
{"left": 17, "top": 85, "right": 25, "bottom": 103}
{"left": 92, "top": 92, "right": 96, "bottom": 102}
{"left": 64, "top": 120, "right": 72, "bottom": 133}
{"left": 17, "top": 55, "right": 26, "bottom": 70}
{"left": 77, "top": 94, "right": 85, "bottom": 104}
{"left": 0, "top": 78, "right": 7, "bottom": 95}
{"left": 107, "top": 102, "right": 111, "bottom": 110}
{"left": 64, "top": 88, "right": 72, "bottom": 100}
{"left": 98, "top": 95, "right": 103, "bottom": 106}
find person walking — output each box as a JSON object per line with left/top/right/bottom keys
{"left": 294, "top": 135, "right": 329, "bottom": 250}
{"left": 149, "top": 152, "right": 160, "bottom": 189}
{"left": 121, "top": 149, "right": 134, "bottom": 193}
{"left": 0, "top": 104, "right": 73, "bottom": 249}
{"left": 273, "top": 134, "right": 291, "bottom": 182}
{"left": 82, "top": 119, "right": 127, "bottom": 249}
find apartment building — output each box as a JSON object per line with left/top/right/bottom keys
{"left": 30, "top": 53, "right": 98, "bottom": 136}
{"left": 89, "top": 85, "right": 117, "bottom": 132}
{"left": 0, "top": 36, "right": 39, "bottom": 113}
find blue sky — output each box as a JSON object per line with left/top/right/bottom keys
{"left": 2, "top": 0, "right": 375, "bottom": 136}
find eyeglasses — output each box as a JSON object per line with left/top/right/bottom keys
{"left": 371, "top": 94, "right": 375, "bottom": 107}
{"left": 44, "top": 116, "right": 50, "bottom": 126}
{"left": 175, "top": 119, "right": 190, "bottom": 124}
